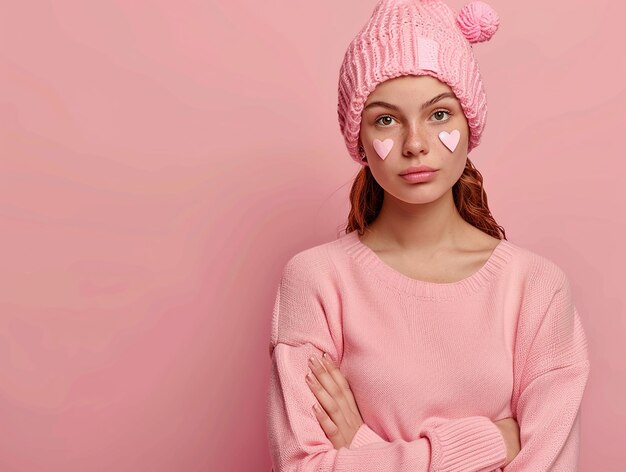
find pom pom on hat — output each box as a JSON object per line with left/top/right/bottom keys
{"left": 456, "top": 1, "right": 500, "bottom": 44}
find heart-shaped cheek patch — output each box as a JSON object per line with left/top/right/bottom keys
{"left": 373, "top": 138, "right": 394, "bottom": 160}
{"left": 438, "top": 129, "right": 460, "bottom": 153}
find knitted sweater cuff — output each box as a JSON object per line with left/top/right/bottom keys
{"left": 418, "top": 416, "right": 507, "bottom": 472}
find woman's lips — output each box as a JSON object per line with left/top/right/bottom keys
{"left": 399, "top": 170, "right": 438, "bottom": 183}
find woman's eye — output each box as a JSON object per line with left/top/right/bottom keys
{"left": 432, "top": 110, "right": 451, "bottom": 121}
{"left": 375, "top": 116, "right": 396, "bottom": 126}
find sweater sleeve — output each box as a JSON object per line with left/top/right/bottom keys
{"left": 266, "top": 252, "right": 507, "bottom": 472}
{"left": 505, "top": 269, "right": 591, "bottom": 471}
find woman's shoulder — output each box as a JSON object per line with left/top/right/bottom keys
{"left": 503, "top": 238, "right": 570, "bottom": 291}
{"left": 279, "top": 236, "right": 344, "bottom": 283}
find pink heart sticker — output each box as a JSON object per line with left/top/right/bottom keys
{"left": 438, "top": 129, "right": 460, "bottom": 152}
{"left": 373, "top": 138, "right": 393, "bottom": 160}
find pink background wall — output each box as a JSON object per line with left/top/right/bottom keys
{"left": 1, "top": 0, "right": 623, "bottom": 470}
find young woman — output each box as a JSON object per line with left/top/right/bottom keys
{"left": 266, "top": 1, "right": 590, "bottom": 471}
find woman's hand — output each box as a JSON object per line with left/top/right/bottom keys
{"left": 305, "top": 352, "right": 364, "bottom": 450}
{"left": 492, "top": 416, "right": 521, "bottom": 467}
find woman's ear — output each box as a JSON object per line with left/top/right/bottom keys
{"left": 358, "top": 143, "right": 367, "bottom": 163}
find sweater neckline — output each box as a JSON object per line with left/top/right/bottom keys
{"left": 338, "top": 230, "right": 514, "bottom": 300}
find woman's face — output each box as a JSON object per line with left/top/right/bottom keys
{"left": 359, "top": 75, "right": 470, "bottom": 205}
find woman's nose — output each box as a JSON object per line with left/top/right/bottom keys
{"left": 402, "top": 127, "right": 429, "bottom": 156}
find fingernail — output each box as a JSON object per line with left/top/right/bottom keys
{"left": 322, "top": 352, "right": 331, "bottom": 365}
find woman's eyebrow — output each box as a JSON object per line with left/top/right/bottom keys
{"left": 363, "top": 92, "right": 457, "bottom": 112}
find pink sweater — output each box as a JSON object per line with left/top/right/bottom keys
{"left": 265, "top": 230, "right": 590, "bottom": 471}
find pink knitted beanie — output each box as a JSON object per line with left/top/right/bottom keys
{"left": 337, "top": 0, "right": 500, "bottom": 165}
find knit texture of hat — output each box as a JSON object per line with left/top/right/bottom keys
{"left": 337, "top": 0, "right": 500, "bottom": 165}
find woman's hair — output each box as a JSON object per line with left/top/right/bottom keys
{"left": 344, "top": 157, "right": 507, "bottom": 240}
